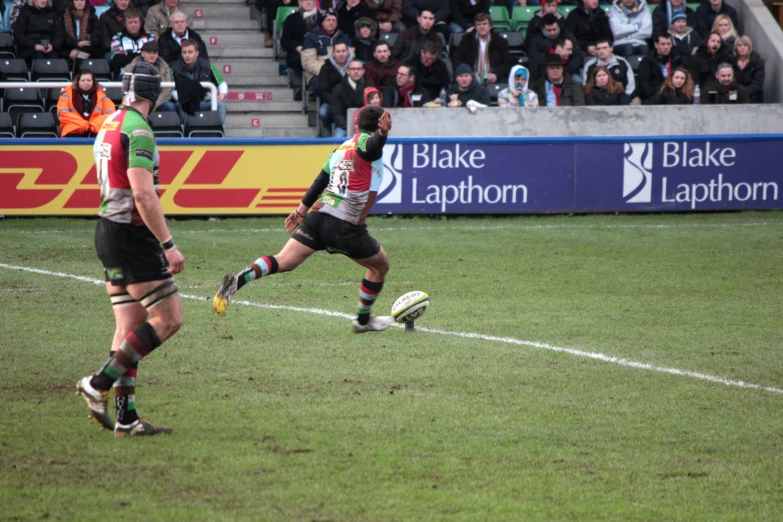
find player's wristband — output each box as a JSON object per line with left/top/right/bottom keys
{"left": 161, "top": 238, "right": 176, "bottom": 251}
{"left": 295, "top": 210, "right": 306, "bottom": 219}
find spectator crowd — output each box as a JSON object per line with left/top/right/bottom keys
{"left": 0, "top": 0, "right": 768, "bottom": 138}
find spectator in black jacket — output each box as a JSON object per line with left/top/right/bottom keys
{"left": 392, "top": 8, "right": 442, "bottom": 63}
{"left": 668, "top": 12, "right": 700, "bottom": 60}
{"left": 61, "top": 0, "right": 98, "bottom": 61}
{"left": 527, "top": 13, "right": 582, "bottom": 81}
{"left": 448, "top": 0, "right": 489, "bottom": 33}
{"left": 636, "top": 33, "right": 681, "bottom": 101}
{"left": 684, "top": 30, "right": 733, "bottom": 87}
{"left": 330, "top": 58, "right": 367, "bottom": 137}
{"left": 565, "top": 0, "right": 612, "bottom": 56}
{"left": 651, "top": 0, "right": 695, "bottom": 36}
{"left": 317, "top": 41, "right": 352, "bottom": 132}
{"left": 733, "top": 35, "right": 764, "bottom": 103}
{"left": 281, "top": 0, "right": 321, "bottom": 74}
{"left": 644, "top": 66, "right": 694, "bottom": 104}
{"left": 382, "top": 63, "right": 430, "bottom": 106}
{"left": 694, "top": 0, "right": 738, "bottom": 39}
{"left": 702, "top": 62, "right": 749, "bottom": 104}
{"left": 445, "top": 63, "right": 491, "bottom": 106}
{"left": 583, "top": 65, "right": 628, "bottom": 105}
{"left": 93, "top": 0, "right": 131, "bottom": 59}
{"left": 409, "top": 40, "right": 449, "bottom": 99}
{"left": 531, "top": 52, "right": 586, "bottom": 106}
{"left": 527, "top": 0, "right": 565, "bottom": 39}
{"left": 451, "top": 13, "right": 512, "bottom": 85}
{"left": 157, "top": 10, "right": 208, "bottom": 64}
{"left": 12, "top": 0, "right": 64, "bottom": 63}
{"left": 339, "top": 0, "right": 376, "bottom": 40}
{"left": 402, "top": 0, "right": 450, "bottom": 39}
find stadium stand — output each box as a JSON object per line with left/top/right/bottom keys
{"left": 17, "top": 112, "right": 58, "bottom": 138}
{"left": 0, "top": 58, "right": 28, "bottom": 81}
{"left": 149, "top": 110, "right": 185, "bottom": 137}
{"left": 31, "top": 59, "right": 71, "bottom": 82}
{"left": 185, "top": 110, "right": 225, "bottom": 138}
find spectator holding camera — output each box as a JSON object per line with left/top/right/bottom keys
{"left": 12, "top": 0, "right": 63, "bottom": 64}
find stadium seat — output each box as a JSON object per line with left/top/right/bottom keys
{"left": 449, "top": 32, "right": 464, "bottom": 54}
{"left": 686, "top": 2, "right": 699, "bottom": 11}
{"left": 0, "top": 58, "right": 29, "bottom": 81}
{"left": 487, "top": 83, "right": 504, "bottom": 106}
{"left": 32, "top": 58, "right": 71, "bottom": 82}
{"left": 17, "top": 112, "right": 58, "bottom": 137}
{"left": 601, "top": 5, "right": 610, "bottom": 13}
{"left": 0, "top": 112, "right": 14, "bottom": 137}
{"left": 75, "top": 58, "right": 112, "bottom": 81}
{"left": 490, "top": 5, "right": 512, "bottom": 32}
{"left": 499, "top": 31, "right": 525, "bottom": 62}
{"left": 558, "top": 6, "right": 575, "bottom": 17}
{"left": 273, "top": 6, "right": 297, "bottom": 59}
{"left": 103, "top": 85, "right": 123, "bottom": 105}
{"left": 184, "top": 111, "right": 224, "bottom": 138}
{"left": 45, "top": 87, "right": 61, "bottom": 115}
{"left": 512, "top": 6, "right": 537, "bottom": 32}
{"left": 0, "top": 32, "right": 15, "bottom": 59}
{"left": 627, "top": 54, "right": 645, "bottom": 73}
{"left": 2, "top": 87, "right": 44, "bottom": 124}
{"left": 380, "top": 32, "right": 397, "bottom": 48}
{"left": 149, "top": 111, "right": 184, "bottom": 137}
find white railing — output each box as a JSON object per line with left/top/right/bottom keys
{"left": 0, "top": 82, "right": 218, "bottom": 111}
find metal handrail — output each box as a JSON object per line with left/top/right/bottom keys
{"left": 0, "top": 81, "right": 218, "bottom": 111}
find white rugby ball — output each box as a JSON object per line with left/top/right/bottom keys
{"left": 391, "top": 291, "right": 430, "bottom": 323}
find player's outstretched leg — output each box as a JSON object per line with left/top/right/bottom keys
{"left": 351, "top": 247, "right": 393, "bottom": 333}
{"left": 213, "top": 256, "right": 279, "bottom": 316}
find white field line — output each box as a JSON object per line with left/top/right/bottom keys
{"left": 1, "top": 262, "right": 782, "bottom": 395}
{"left": 9, "top": 221, "right": 776, "bottom": 235}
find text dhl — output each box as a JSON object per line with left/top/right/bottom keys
{"left": 0, "top": 150, "right": 307, "bottom": 213}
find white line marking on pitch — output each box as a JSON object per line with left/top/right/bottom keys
{"left": 9, "top": 221, "right": 775, "bottom": 235}
{"left": 2, "top": 262, "right": 781, "bottom": 395}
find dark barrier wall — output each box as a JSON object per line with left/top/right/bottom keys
{"left": 1, "top": 135, "right": 781, "bottom": 216}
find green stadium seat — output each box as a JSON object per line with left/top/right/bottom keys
{"left": 601, "top": 5, "right": 610, "bottom": 13}
{"left": 512, "top": 6, "right": 538, "bottom": 32}
{"left": 648, "top": 4, "right": 656, "bottom": 14}
{"left": 490, "top": 5, "right": 512, "bottom": 31}
{"left": 558, "top": 6, "right": 575, "bottom": 17}
{"left": 686, "top": 3, "right": 700, "bottom": 11}
{"left": 273, "top": 6, "right": 298, "bottom": 59}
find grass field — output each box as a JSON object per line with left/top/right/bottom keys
{"left": 1, "top": 212, "right": 782, "bottom": 521}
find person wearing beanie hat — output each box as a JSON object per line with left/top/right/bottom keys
{"left": 651, "top": 0, "right": 695, "bottom": 36}
{"left": 445, "top": 62, "right": 491, "bottom": 106}
{"left": 668, "top": 9, "right": 700, "bottom": 59}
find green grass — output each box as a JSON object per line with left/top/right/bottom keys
{"left": 1, "top": 213, "right": 782, "bottom": 521}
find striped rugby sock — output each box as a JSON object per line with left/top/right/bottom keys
{"left": 357, "top": 279, "right": 384, "bottom": 325}
{"left": 113, "top": 366, "right": 139, "bottom": 426}
{"left": 91, "top": 323, "right": 161, "bottom": 391}
{"left": 237, "top": 256, "right": 278, "bottom": 290}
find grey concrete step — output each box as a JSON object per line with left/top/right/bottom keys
{"left": 226, "top": 74, "right": 289, "bottom": 88}
{"left": 192, "top": 19, "right": 259, "bottom": 31}
{"left": 209, "top": 47, "right": 274, "bottom": 59}
{"left": 202, "top": 33, "right": 265, "bottom": 47}
{"left": 226, "top": 100, "right": 303, "bottom": 112}
{"left": 226, "top": 127, "right": 319, "bottom": 138}
{"left": 180, "top": 6, "right": 253, "bottom": 18}
{"left": 213, "top": 60, "right": 280, "bottom": 75}
{"left": 226, "top": 112, "right": 309, "bottom": 128}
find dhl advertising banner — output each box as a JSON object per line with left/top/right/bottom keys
{"left": 0, "top": 142, "right": 335, "bottom": 216}
{"left": 2, "top": 136, "right": 782, "bottom": 216}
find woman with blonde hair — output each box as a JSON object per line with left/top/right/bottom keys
{"left": 12, "top": 0, "right": 63, "bottom": 63}
{"left": 57, "top": 69, "right": 116, "bottom": 137}
{"left": 644, "top": 67, "right": 694, "bottom": 104}
{"left": 734, "top": 35, "right": 765, "bottom": 103}
{"left": 584, "top": 66, "right": 629, "bottom": 106}
{"left": 711, "top": 14, "right": 738, "bottom": 49}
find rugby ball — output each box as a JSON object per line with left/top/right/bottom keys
{"left": 391, "top": 291, "right": 430, "bottom": 323}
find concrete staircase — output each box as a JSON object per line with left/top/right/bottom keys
{"left": 181, "top": 0, "right": 317, "bottom": 138}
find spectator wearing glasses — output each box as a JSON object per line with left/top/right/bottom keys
{"left": 145, "top": 0, "right": 191, "bottom": 37}
{"left": 330, "top": 59, "right": 368, "bottom": 137}
{"left": 157, "top": 10, "right": 208, "bottom": 65}
{"left": 382, "top": 63, "right": 430, "bottom": 106}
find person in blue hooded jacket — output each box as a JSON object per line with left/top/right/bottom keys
{"left": 497, "top": 65, "right": 539, "bottom": 107}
